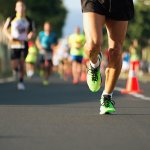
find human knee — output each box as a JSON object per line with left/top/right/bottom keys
{"left": 12, "top": 62, "right": 18, "bottom": 71}
{"left": 13, "top": 67, "right": 19, "bottom": 72}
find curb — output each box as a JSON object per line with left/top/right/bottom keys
{"left": 0, "top": 77, "right": 15, "bottom": 84}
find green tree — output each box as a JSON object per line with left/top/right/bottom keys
{"left": 102, "top": 0, "right": 150, "bottom": 51}
{"left": 127, "top": 0, "right": 150, "bottom": 48}
{"left": 0, "top": 0, "right": 67, "bottom": 36}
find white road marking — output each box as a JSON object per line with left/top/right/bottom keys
{"left": 115, "top": 87, "right": 150, "bottom": 101}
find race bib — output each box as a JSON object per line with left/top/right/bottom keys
{"left": 10, "top": 40, "right": 25, "bottom": 49}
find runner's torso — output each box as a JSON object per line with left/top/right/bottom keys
{"left": 69, "top": 33, "right": 85, "bottom": 56}
{"left": 7, "top": 14, "right": 34, "bottom": 49}
{"left": 39, "top": 31, "right": 57, "bottom": 53}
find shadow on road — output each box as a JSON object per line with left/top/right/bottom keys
{"left": 0, "top": 80, "right": 122, "bottom": 105}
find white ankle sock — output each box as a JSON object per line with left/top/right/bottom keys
{"left": 101, "top": 90, "right": 113, "bottom": 98}
{"left": 90, "top": 58, "right": 100, "bottom": 68}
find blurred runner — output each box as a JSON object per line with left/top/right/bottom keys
{"left": 122, "top": 50, "right": 130, "bottom": 73}
{"left": 141, "top": 46, "right": 150, "bottom": 73}
{"left": 36, "top": 22, "right": 57, "bottom": 85}
{"left": 129, "top": 39, "right": 140, "bottom": 74}
{"left": 53, "top": 38, "right": 71, "bottom": 80}
{"left": 3, "top": 0, "right": 35, "bottom": 90}
{"left": 68, "top": 27, "right": 85, "bottom": 84}
{"left": 80, "top": 46, "right": 89, "bottom": 82}
{"left": 25, "top": 41, "right": 38, "bottom": 78}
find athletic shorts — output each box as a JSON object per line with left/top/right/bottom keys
{"left": 39, "top": 54, "right": 52, "bottom": 65}
{"left": 71, "top": 55, "right": 83, "bottom": 63}
{"left": 81, "top": 0, "right": 134, "bottom": 20}
{"left": 10, "top": 42, "right": 28, "bottom": 60}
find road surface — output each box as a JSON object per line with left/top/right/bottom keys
{"left": 0, "top": 75, "right": 150, "bottom": 150}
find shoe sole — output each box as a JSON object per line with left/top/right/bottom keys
{"left": 99, "top": 109, "right": 116, "bottom": 115}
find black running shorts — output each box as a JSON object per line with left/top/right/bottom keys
{"left": 11, "top": 42, "right": 28, "bottom": 60}
{"left": 81, "top": 0, "right": 134, "bottom": 20}
{"left": 38, "top": 54, "right": 53, "bottom": 65}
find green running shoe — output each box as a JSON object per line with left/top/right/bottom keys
{"left": 100, "top": 95, "right": 116, "bottom": 115}
{"left": 87, "top": 54, "right": 102, "bottom": 92}
{"left": 43, "top": 80, "right": 49, "bottom": 86}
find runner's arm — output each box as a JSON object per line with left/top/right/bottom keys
{"left": 35, "top": 36, "right": 46, "bottom": 53}
{"left": 27, "top": 20, "right": 35, "bottom": 40}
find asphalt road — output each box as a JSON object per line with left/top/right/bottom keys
{"left": 0, "top": 76, "right": 150, "bottom": 150}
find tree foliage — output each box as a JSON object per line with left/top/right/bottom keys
{"left": 0, "top": 0, "right": 67, "bottom": 36}
{"left": 102, "top": 0, "right": 150, "bottom": 51}
{"left": 127, "top": 0, "right": 150, "bottom": 48}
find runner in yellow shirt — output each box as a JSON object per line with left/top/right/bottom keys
{"left": 68, "top": 27, "right": 85, "bottom": 84}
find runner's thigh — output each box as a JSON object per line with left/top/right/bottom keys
{"left": 83, "top": 12, "right": 105, "bottom": 44}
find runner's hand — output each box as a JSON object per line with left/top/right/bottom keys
{"left": 40, "top": 47, "right": 46, "bottom": 54}
{"left": 8, "top": 35, "right": 13, "bottom": 41}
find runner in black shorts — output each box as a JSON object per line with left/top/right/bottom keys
{"left": 3, "top": 0, "right": 35, "bottom": 90}
{"left": 10, "top": 41, "right": 28, "bottom": 60}
{"left": 81, "top": 0, "right": 134, "bottom": 114}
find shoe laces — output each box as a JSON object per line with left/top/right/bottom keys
{"left": 87, "top": 53, "right": 102, "bottom": 82}
{"left": 87, "top": 66, "right": 99, "bottom": 81}
{"left": 101, "top": 95, "right": 115, "bottom": 107}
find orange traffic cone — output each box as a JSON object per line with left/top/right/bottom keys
{"left": 121, "top": 62, "right": 142, "bottom": 94}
